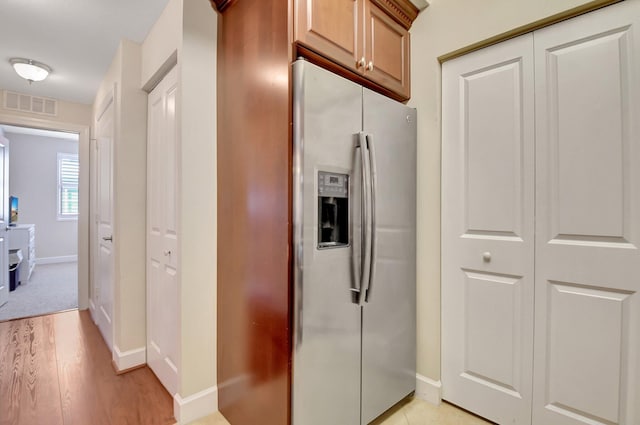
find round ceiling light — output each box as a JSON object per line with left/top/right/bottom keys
{"left": 9, "top": 58, "right": 52, "bottom": 83}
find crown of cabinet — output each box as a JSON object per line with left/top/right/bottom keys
{"left": 211, "top": 0, "right": 419, "bottom": 101}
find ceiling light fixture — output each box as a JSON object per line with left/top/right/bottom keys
{"left": 9, "top": 58, "right": 52, "bottom": 83}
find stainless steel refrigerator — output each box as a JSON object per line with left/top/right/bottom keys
{"left": 292, "top": 60, "right": 417, "bottom": 425}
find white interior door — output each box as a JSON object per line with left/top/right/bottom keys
{"left": 0, "top": 136, "right": 8, "bottom": 308}
{"left": 94, "top": 91, "right": 115, "bottom": 350}
{"left": 89, "top": 136, "right": 97, "bottom": 312}
{"left": 147, "top": 66, "right": 179, "bottom": 395}
{"left": 442, "top": 34, "right": 535, "bottom": 424}
{"left": 533, "top": 2, "right": 640, "bottom": 424}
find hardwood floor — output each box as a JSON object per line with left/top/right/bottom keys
{"left": 0, "top": 310, "right": 174, "bottom": 425}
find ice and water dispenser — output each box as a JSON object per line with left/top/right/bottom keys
{"left": 317, "top": 171, "right": 349, "bottom": 249}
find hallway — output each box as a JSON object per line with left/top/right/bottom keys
{"left": 0, "top": 310, "right": 174, "bottom": 425}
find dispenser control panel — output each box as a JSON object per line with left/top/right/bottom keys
{"left": 318, "top": 172, "right": 348, "bottom": 198}
{"left": 318, "top": 171, "right": 349, "bottom": 249}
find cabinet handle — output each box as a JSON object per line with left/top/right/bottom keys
{"left": 366, "top": 61, "right": 374, "bottom": 71}
{"left": 357, "top": 57, "right": 366, "bottom": 68}
{"left": 164, "top": 250, "right": 171, "bottom": 256}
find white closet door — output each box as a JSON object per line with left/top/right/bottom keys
{"left": 533, "top": 2, "right": 640, "bottom": 424}
{"left": 94, "top": 91, "right": 115, "bottom": 350}
{"left": 442, "top": 34, "right": 535, "bottom": 425}
{"left": 147, "top": 66, "right": 179, "bottom": 395}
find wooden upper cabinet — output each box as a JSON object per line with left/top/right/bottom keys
{"left": 364, "top": 1, "right": 410, "bottom": 99}
{"left": 294, "top": 0, "right": 418, "bottom": 100}
{"left": 295, "top": 0, "right": 362, "bottom": 73}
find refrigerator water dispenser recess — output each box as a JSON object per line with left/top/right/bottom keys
{"left": 317, "top": 171, "right": 349, "bottom": 249}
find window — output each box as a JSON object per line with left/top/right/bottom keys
{"left": 57, "top": 153, "right": 79, "bottom": 220}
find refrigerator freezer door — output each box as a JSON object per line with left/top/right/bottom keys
{"left": 292, "top": 60, "right": 363, "bottom": 425}
{"left": 361, "top": 88, "right": 417, "bottom": 424}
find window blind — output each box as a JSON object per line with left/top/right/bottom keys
{"left": 58, "top": 154, "right": 79, "bottom": 218}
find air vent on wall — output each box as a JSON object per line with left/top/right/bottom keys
{"left": 3, "top": 91, "right": 57, "bottom": 116}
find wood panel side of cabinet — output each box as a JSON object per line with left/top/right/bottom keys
{"left": 294, "top": 0, "right": 363, "bottom": 73}
{"left": 364, "top": 0, "right": 411, "bottom": 99}
{"left": 216, "top": 1, "right": 293, "bottom": 424}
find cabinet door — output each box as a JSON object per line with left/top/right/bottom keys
{"left": 532, "top": 1, "right": 640, "bottom": 424}
{"left": 363, "top": 0, "right": 410, "bottom": 99}
{"left": 294, "top": 0, "right": 362, "bottom": 72}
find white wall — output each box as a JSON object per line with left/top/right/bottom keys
{"left": 141, "top": 0, "right": 182, "bottom": 88}
{"left": 409, "top": 0, "right": 618, "bottom": 383}
{"left": 178, "top": 0, "right": 217, "bottom": 402}
{"left": 0, "top": 90, "right": 92, "bottom": 126}
{"left": 7, "top": 132, "right": 78, "bottom": 259}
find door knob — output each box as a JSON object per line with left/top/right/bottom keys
{"left": 102, "top": 236, "right": 113, "bottom": 242}
{"left": 164, "top": 250, "right": 171, "bottom": 256}
{"left": 482, "top": 252, "right": 491, "bottom": 262}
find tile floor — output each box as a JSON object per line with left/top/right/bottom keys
{"left": 186, "top": 398, "right": 493, "bottom": 425}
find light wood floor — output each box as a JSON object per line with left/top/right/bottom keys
{"left": 190, "top": 398, "right": 492, "bottom": 425}
{"left": 0, "top": 310, "right": 174, "bottom": 425}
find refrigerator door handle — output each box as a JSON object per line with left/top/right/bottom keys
{"left": 356, "top": 132, "right": 372, "bottom": 305}
{"left": 365, "top": 134, "right": 377, "bottom": 302}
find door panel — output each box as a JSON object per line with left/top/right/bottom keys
{"left": 94, "top": 92, "right": 115, "bottom": 350}
{"left": 147, "top": 65, "right": 179, "bottom": 395}
{"left": 363, "top": 1, "right": 410, "bottom": 99}
{"left": 294, "top": 0, "right": 362, "bottom": 72}
{"left": 464, "top": 60, "right": 524, "bottom": 237}
{"left": 463, "top": 270, "right": 524, "bottom": 395}
{"left": 442, "top": 34, "right": 535, "bottom": 425}
{"left": 546, "top": 29, "right": 629, "bottom": 241}
{"left": 533, "top": 2, "right": 640, "bottom": 424}
{"left": 361, "top": 88, "right": 416, "bottom": 424}
{"left": 545, "top": 282, "right": 629, "bottom": 423}
{"left": 292, "top": 60, "right": 362, "bottom": 425}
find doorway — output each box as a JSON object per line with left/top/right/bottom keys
{"left": 0, "top": 114, "right": 90, "bottom": 322}
{"left": 0, "top": 124, "right": 79, "bottom": 321}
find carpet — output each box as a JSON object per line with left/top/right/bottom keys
{"left": 0, "top": 262, "right": 78, "bottom": 322}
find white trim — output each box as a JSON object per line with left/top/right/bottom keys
{"left": 415, "top": 374, "right": 442, "bottom": 405}
{"left": 142, "top": 50, "right": 178, "bottom": 93}
{"left": 113, "top": 345, "right": 146, "bottom": 372}
{"left": 173, "top": 386, "right": 218, "bottom": 424}
{"left": 56, "top": 217, "right": 78, "bottom": 222}
{"left": 57, "top": 152, "right": 79, "bottom": 220}
{"left": 96, "top": 86, "right": 115, "bottom": 122}
{"left": 89, "top": 298, "right": 97, "bottom": 322}
{"left": 36, "top": 255, "right": 78, "bottom": 265}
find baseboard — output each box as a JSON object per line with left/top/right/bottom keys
{"left": 88, "top": 299, "right": 97, "bottom": 324}
{"left": 36, "top": 255, "right": 78, "bottom": 265}
{"left": 113, "top": 345, "right": 146, "bottom": 373}
{"left": 112, "top": 360, "right": 146, "bottom": 376}
{"left": 415, "top": 373, "right": 442, "bottom": 405}
{"left": 173, "top": 386, "right": 218, "bottom": 424}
